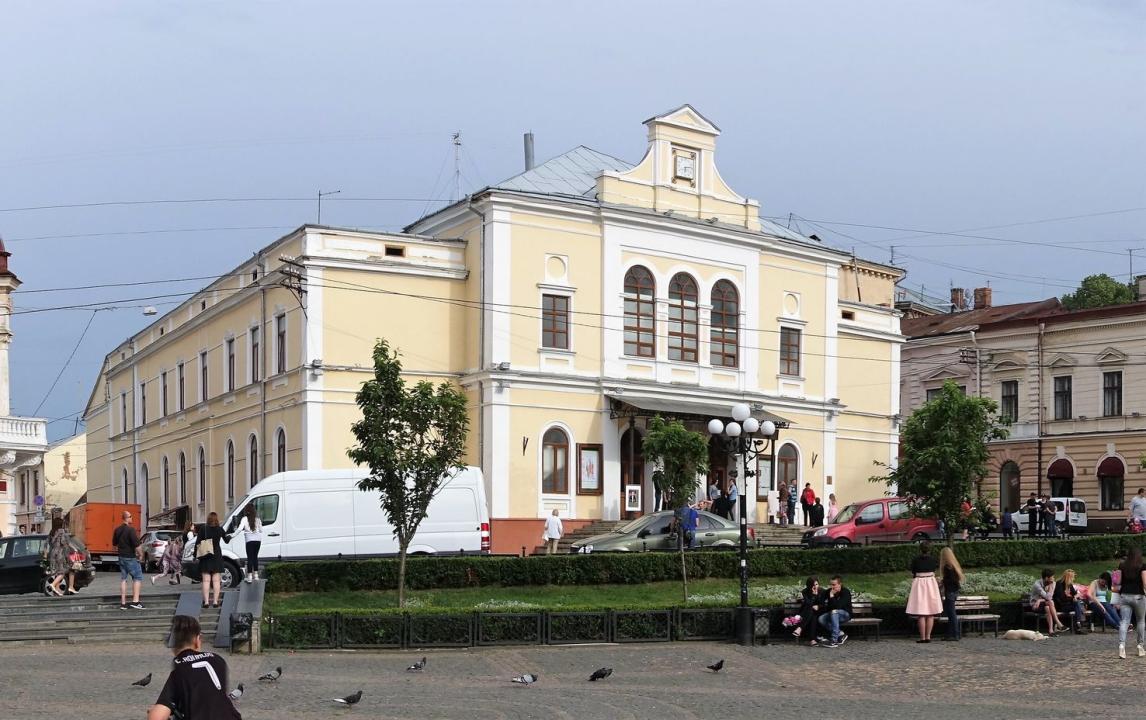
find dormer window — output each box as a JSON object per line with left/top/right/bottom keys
{"left": 672, "top": 146, "right": 697, "bottom": 186}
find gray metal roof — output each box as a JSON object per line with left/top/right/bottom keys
{"left": 495, "top": 145, "right": 633, "bottom": 198}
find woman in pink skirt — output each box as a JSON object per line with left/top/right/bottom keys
{"left": 906, "top": 541, "right": 942, "bottom": 642}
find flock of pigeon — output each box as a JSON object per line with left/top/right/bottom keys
{"left": 133, "top": 655, "right": 728, "bottom": 708}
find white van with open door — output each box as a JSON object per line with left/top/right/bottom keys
{"left": 219, "top": 466, "right": 490, "bottom": 564}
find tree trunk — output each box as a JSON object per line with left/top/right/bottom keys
{"left": 397, "top": 541, "right": 409, "bottom": 609}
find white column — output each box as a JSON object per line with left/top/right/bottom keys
{"left": 602, "top": 417, "right": 621, "bottom": 521}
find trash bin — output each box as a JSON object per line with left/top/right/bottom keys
{"left": 752, "top": 608, "right": 770, "bottom": 645}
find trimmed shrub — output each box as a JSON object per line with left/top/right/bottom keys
{"left": 265, "top": 534, "right": 1146, "bottom": 594}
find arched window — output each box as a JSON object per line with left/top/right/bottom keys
{"left": 276, "top": 428, "right": 287, "bottom": 473}
{"left": 1047, "top": 458, "right": 1074, "bottom": 499}
{"left": 778, "top": 444, "right": 799, "bottom": 490}
{"left": 197, "top": 447, "right": 207, "bottom": 505}
{"left": 668, "top": 273, "right": 699, "bottom": 363}
{"left": 249, "top": 434, "right": 259, "bottom": 489}
{"left": 710, "top": 280, "right": 739, "bottom": 368}
{"left": 178, "top": 452, "right": 187, "bottom": 505}
{"left": 161, "top": 457, "right": 170, "bottom": 510}
{"left": 999, "top": 460, "right": 1020, "bottom": 513}
{"left": 226, "top": 441, "right": 235, "bottom": 501}
{"left": 1098, "top": 456, "right": 1125, "bottom": 511}
{"left": 140, "top": 463, "right": 149, "bottom": 515}
{"left": 623, "top": 266, "right": 656, "bottom": 358}
{"left": 122, "top": 468, "right": 130, "bottom": 503}
{"left": 541, "top": 427, "right": 569, "bottom": 494}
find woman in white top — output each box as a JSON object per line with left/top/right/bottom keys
{"left": 237, "top": 503, "right": 264, "bottom": 583}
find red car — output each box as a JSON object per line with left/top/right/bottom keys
{"left": 804, "top": 497, "right": 939, "bottom": 547}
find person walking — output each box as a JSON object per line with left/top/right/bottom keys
{"left": 148, "top": 615, "right": 242, "bottom": 720}
{"left": 938, "top": 546, "right": 964, "bottom": 641}
{"left": 152, "top": 532, "right": 185, "bottom": 586}
{"left": 906, "top": 541, "right": 942, "bottom": 643}
{"left": 542, "top": 509, "right": 564, "bottom": 555}
{"left": 46, "top": 518, "right": 78, "bottom": 596}
{"left": 827, "top": 493, "right": 838, "bottom": 524}
{"left": 800, "top": 483, "right": 816, "bottom": 527}
{"left": 236, "top": 504, "right": 263, "bottom": 583}
{"left": 195, "top": 513, "right": 230, "bottom": 608}
{"left": 1001, "top": 507, "right": 1014, "bottom": 540}
{"left": 112, "top": 511, "right": 145, "bottom": 610}
{"left": 1114, "top": 547, "right": 1146, "bottom": 659}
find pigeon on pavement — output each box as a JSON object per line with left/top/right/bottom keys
{"left": 588, "top": 667, "right": 613, "bottom": 682}
{"left": 333, "top": 691, "right": 363, "bottom": 706}
{"left": 228, "top": 684, "right": 244, "bottom": 701}
{"left": 707, "top": 659, "right": 724, "bottom": 673}
{"left": 132, "top": 673, "right": 153, "bottom": 687}
{"left": 406, "top": 657, "right": 427, "bottom": 672}
{"left": 511, "top": 673, "right": 539, "bottom": 685}
{"left": 258, "top": 667, "right": 282, "bottom": 683}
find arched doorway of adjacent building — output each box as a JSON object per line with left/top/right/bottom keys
{"left": 999, "top": 461, "right": 1021, "bottom": 513}
{"left": 1047, "top": 458, "right": 1074, "bottom": 498}
{"left": 1098, "top": 456, "right": 1126, "bottom": 512}
{"left": 620, "top": 426, "right": 645, "bottom": 520}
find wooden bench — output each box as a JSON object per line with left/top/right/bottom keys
{"left": 934, "top": 595, "right": 1001, "bottom": 638}
{"left": 782, "top": 599, "right": 883, "bottom": 641}
{"left": 1019, "top": 594, "right": 1094, "bottom": 634}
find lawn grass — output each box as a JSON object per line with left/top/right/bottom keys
{"left": 265, "top": 560, "right": 1117, "bottom": 614}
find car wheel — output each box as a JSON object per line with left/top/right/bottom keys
{"left": 220, "top": 560, "right": 242, "bottom": 589}
{"left": 42, "top": 577, "right": 55, "bottom": 596}
{"left": 912, "top": 532, "right": 930, "bottom": 542}
{"left": 832, "top": 538, "right": 850, "bottom": 548}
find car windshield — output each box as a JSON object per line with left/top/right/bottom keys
{"left": 616, "top": 515, "right": 658, "bottom": 534}
{"left": 832, "top": 504, "right": 861, "bottom": 524}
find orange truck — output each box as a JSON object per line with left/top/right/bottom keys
{"left": 68, "top": 502, "right": 142, "bottom": 566}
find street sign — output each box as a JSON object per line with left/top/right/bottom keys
{"left": 34, "top": 495, "right": 44, "bottom": 507}
{"left": 33, "top": 510, "right": 44, "bottom": 523}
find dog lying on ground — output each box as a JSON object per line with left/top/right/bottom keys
{"left": 1003, "top": 629, "right": 1047, "bottom": 641}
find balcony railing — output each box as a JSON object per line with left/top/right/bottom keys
{"left": 0, "top": 416, "right": 48, "bottom": 451}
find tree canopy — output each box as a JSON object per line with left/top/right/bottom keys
{"left": 1061, "top": 274, "right": 1135, "bottom": 310}
{"left": 871, "top": 381, "right": 1007, "bottom": 542}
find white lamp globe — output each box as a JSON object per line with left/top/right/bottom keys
{"left": 725, "top": 421, "right": 742, "bottom": 438}
{"left": 742, "top": 417, "right": 760, "bottom": 434}
{"left": 731, "top": 403, "right": 751, "bottom": 422}
{"left": 707, "top": 419, "right": 725, "bottom": 435}
{"left": 760, "top": 420, "right": 776, "bottom": 437}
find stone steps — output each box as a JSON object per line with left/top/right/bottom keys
{"left": 0, "top": 591, "right": 220, "bottom": 645}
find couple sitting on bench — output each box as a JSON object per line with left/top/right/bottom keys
{"left": 792, "top": 575, "right": 852, "bottom": 648}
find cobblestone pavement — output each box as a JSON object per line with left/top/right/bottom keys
{"left": 1, "top": 632, "right": 1141, "bottom": 719}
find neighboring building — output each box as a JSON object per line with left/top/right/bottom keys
{"left": 84, "top": 106, "right": 905, "bottom": 550}
{"left": 894, "top": 284, "right": 950, "bottom": 319}
{"left": 902, "top": 283, "right": 1146, "bottom": 532}
{"left": 12, "top": 433, "right": 86, "bottom": 533}
{"left": 0, "top": 237, "right": 50, "bottom": 536}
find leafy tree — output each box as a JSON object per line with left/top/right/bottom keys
{"left": 642, "top": 416, "right": 710, "bottom": 600}
{"left": 871, "top": 381, "right": 1007, "bottom": 544}
{"left": 347, "top": 339, "right": 470, "bottom": 607}
{"left": 1061, "top": 274, "right": 1135, "bottom": 310}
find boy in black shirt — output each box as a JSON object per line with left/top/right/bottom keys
{"left": 149, "top": 615, "right": 241, "bottom": 720}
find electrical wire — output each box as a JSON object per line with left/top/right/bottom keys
{"left": 32, "top": 311, "right": 98, "bottom": 415}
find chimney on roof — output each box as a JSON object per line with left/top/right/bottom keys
{"left": 950, "top": 288, "right": 967, "bottom": 313}
{"left": 1136, "top": 275, "right": 1146, "bottom": 302}
{"left": 524, "top": 132, "right": 535, "bottom": 171}
{"left": 973, "top": 287, "right": 993, "bottom": 309}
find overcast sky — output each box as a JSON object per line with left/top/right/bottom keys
{"left": 2, "top": 0, "right": 1143, "bottom": 439}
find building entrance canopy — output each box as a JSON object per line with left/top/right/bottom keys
{"left": 606, "top": 393, "right": 789, "bottom": 427}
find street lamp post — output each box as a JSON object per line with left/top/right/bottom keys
{"left": 708, "top": 402, "right": 780, "bottom": 645}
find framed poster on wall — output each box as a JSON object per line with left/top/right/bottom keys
{"left": 756, "top": 456, "right": 773, "bottom": 501}
{"left": 577, "top": 444, "right": 603, "bottom": 495}
{"left": 625, "top": 484, "right": 642, "bottom": 512}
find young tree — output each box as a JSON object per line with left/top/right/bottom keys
{"left": 871, "top": 381, "right": 1007, "bottom": 544}
{"left": 1061, "top": 274, "right": 1135, "bottom": 310}
{"left": 642, "top": 416, "right": 710, "bottom": 600}
{"left": 347, "top": 339, "right": 469, "bottom": 607}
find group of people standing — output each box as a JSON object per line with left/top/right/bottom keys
{"left": 776, "top": 481, "right": 836, "bottom": 528}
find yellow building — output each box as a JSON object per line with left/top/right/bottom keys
{"left": 84, "top": 106, "right": 904, "bottom": 550}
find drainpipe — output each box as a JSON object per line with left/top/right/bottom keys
{"left": 259, "top": 252, "right": 268, "bottom": 482}
{"left": 463, "top": 201, "right": 487, "bottom": 485}
{"left": 970, "top": 331, "right": 982, "bottom": 397}
{"left": 1037, "top": 322, "right": 1045, "bottom": 496}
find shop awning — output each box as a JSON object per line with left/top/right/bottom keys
{"left": 606, "top": 393, "right": 789, "bottom": 427}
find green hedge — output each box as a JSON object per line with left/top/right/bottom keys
{"left": 265, "top": 534, "right": 1146, "bottom": 594}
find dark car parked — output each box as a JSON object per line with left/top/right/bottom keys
{"left": 0, "top": 534, "right": 96, "bottom": 595}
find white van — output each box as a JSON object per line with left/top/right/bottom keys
{"left": 186, "top": 466, "right": 490, "bottom": 586}
{"left": 1010, "top": 497, "right": 1088, "bottom": 535}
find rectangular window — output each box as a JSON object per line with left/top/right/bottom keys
{"left": 1000, "top": 380, "right": 1018, "bottom": 422}
{"left": 1104, "top": 371, "right": 1123, "bottom": 417}
{"left": 925, "top": 388, "right": 941, "bottom": 403}
{"left": 1054, "top": 375, "right": 1072, "bottom": 420}
{"left": 160, "top": 371, "right": 168, "bottom": 417}
{"left": 226, "top": 338, "right": 235, "bottom": 391}
{"left": 779, "top": 327, "right": 801, "bottom": 376}
{"left": 541, "top": 294, "right": 569, "bottom": 350}
{"left": 199, "top": 351, "right": 209, "bottom": 402}
{"left": 250, "top": 327, "right": 261, "bottom": 383}
{"left": 139, "top": 382, "right": 147, "bottom": 425}
{"left": 275, "top": 314, "right": 287, "bottom": 374}
{"left": 177, "top": 363, "right": 185, "bottom": 411}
